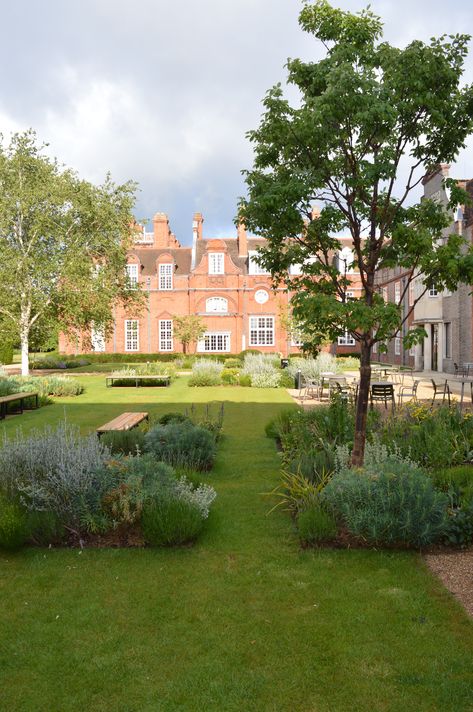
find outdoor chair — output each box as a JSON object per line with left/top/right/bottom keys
{"left": 370, "top": 383, "right": 395, "bottom": 412}
{"left": 398, "top": 379, "right": 419, "bottom": 407}
{"left": 328, "top": 377, "right": 350, "bottom": 402}
{"left": 298, "top": 375, "right": 318, "bottom": 402}
{"left": 430, "top": 379, "right": 451, "bottom": 407}
{"left": 454, "top": 362, "right": 467, "bottom": 377}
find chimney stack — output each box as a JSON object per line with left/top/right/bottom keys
{"left": 153, "top": 212, "right": 181, "bottom": 248}
{"left": 193, "top": 212, "right": 203, "bottom": 241}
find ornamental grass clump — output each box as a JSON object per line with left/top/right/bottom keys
{"left": 0, "top": 493, "right": 31, "bottom": 551}
{"left": 188, "top": 359, "right": 223, "bottom": 387}
{"left": 297, "top": 505, "right": 337, "bottom": 545}
{"left": 141, "top": 496, "right": 204, "bottom": 546}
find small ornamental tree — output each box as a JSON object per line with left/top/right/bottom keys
{"left": 0, "top": 131, "right": 143, "bottom": 375}
{"left": 239, "top": 1, "right": 473, "bottom": 465}
{"left": 173, "top": 315, "right": 206, "bottom": 354}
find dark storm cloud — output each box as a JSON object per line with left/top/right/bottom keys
{"left": 1, "top": 0, "right": 472, "bottom": 243}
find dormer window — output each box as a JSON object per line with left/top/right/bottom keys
{"left": 159, "top": 263, "right": 173, "bottom": 290}
{"left": 206, "top": 297, "right": 228, "bottom": 313}
{"left": 209, "top": 253, "right": 224, "bottom": 275}
{"left": 248, "top": 250, "right": 269, "bottom": 275}
{"left": 126, "top": 264, "right": 139, "bottom": 289}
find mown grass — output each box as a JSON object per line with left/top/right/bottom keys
{"left": 0, "top": 377, "right": 472, "bottom": 711}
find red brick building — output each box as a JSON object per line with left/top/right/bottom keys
{"left": 59, "top": 212, "right": 362, "bottom": 357}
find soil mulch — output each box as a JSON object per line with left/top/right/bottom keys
{"left": 424, "top": 550, "right": 473, "bottom": 617}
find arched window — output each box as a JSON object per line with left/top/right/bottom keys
{"left": 206, "top": 297, "right": 228, "bottom": 313}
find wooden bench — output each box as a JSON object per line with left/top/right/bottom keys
{"left": 0, "top": 391, "right": 39, "bottom": 420}
{"left": 96, "top": 411, "right": 149, "bottom": 436}
{"left": 105, "top": 374, "right": 171, "bottom": 388}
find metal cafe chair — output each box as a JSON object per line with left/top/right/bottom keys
{"left": 370, "top": 383, "right": 395, "bottom": 412}
{"left": 430, "top": 379, "right": 451, "bottom": 407}
{"left": 328, "top": 377, "right": 350, "bottom": 402}
{"left": 398, "top": 379, "right": 420, "bottom": 407}
{"left": 298, "top": 374, "right": 318, "bottom": 402}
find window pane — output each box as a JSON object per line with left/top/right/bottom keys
{"left": 209, "top": 253, "right": 224, "bottom": 275}
{"left": 249, "top": 316, "right": 274, "bottom": 346}
{"left": 206, "top": 297, "right": 228, "bottom": 313}
{"left": 159, "top": 320, "right": 173, "bottom": 351}
{"left": 159, "top": 263, "right": 173, "bottom": 290}
{"left": 125, "top": 320, "right": 139, "bottom": 351}
{"left": 197, "top": 332, "right": 230, "bottom": 352}
{"left": 126, "top": 264, "right": 138, "bottom": 288}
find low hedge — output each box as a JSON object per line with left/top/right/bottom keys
{"left": 54, "top": 352, "right": 249, "bottom": 364}
{"left": 0, "top": 343, "right": 14, "bottom": 365}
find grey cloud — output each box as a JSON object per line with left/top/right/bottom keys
{"left": 0, "top": 0, "right": 472, "bottom": 243}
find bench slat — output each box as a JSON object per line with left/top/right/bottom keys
{"left": 97, "top": 411, "right": 148, "bottom": 433}
{"left": 0, "top": 391, "right": 39, "bottom": 404}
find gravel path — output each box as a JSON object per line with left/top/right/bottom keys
{"left": 424, "top": 550, "right": 473, "bottom": 617}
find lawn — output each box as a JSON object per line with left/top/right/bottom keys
{"left": 0, "top": 377, "right": 472, "bottom": 711}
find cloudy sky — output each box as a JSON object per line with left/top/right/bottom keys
{"left": 1, "top": 0, "right": 473, "bottom": 244}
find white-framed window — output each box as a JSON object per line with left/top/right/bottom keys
{"left": 395, "top": 282, "right": 401, "bottom": 304}
{"left": 373, "top": 340, "right": 377, "bottom": 354}
{"left": 197, "top": 332, "right": 231, "bottom": 352}
{"left": 337, "top": 330, "right": 356, "bottom": 346}
{"left": 159, "top": 263, "right": 173, "bottom": 290}
{"left": 125, "top": 320, "right": 139, "bottom": 351}
{"left": 444, "top": 322, "right": 451, "bottom": 358}
{"left": 338, "top": 246, "right": 355, "bottom": 274}
{"left": 91, "top": 325, "right": 105, "bottom": 352}
{"left": 345, "top": 290, "right": 354, "bottom": 300}
{"left": 409, "top": 345, "right": 416, "bottom": 357}
{"left": 249, "top": 316, "right": 275, "bottom": 346}
{"left": 395, "top": 336, "right": 401, "bottom": 355}
{"left": 126, "top": 263, "right": 139, "bottom": 289}
{"left": 209, "top": 253, "right": 224, "bottom": 275}
{"left": 408, "top": 282, "right": 415, "bottom": 307}
{"left": 428, "top": 287, "right": 439, "bottom": 297}
{"left": 206, "top": 297, "right": 228, "bottom": 313}
{"left": 248, "top": 250, "right": 269, "bottom": 275}
{"left": 159, "top": 319, "right": 173, "bottom": 351}
{"left": 382, "top": 287, "right": 388, "bottom": 303}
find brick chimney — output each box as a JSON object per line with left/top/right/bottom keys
{"left": 153, "top": 212, "right": 171, "bottom": 247}
{"left": 153, "top": 213, "right": 181, "bottom": 248}
{"left": 193, "top": 212, "right": 203, "bottom": 241}
{"left": 237, "top": 221, "right": 248, "bottom": 257}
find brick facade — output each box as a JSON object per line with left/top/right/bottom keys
{"left": 59, "top": 212, "right": 362, "bottom": 357}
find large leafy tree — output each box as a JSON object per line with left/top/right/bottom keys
{"left": 0, "top": 131, "right": 142, "bottom": 375}
{"left": 173, "top": 315, "right": 206, "bottom": 354}
{"left": 239, "top": 0, "right": 473, "bottom": 465}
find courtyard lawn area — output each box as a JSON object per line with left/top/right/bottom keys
{"left": 1, "top": 377, "right": 472, "bottom": 711}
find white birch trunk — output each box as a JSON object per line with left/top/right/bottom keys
{"left": 20, "top": 306, "right": 30, "bottom": 376}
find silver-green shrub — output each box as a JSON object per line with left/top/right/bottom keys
{"left": 188, "top": 359, "right": 223, "bottom": 386}
{"left": 0, "top": 422, "right": 111, "bottom": 524}
{"left": 323, "top": 457, "right": 448, "bottom": 547}
{"left": 242, "top": 353, "right": 281, "bottom": 388}
{"left": 174, "top": 477, "right": 217, "bottom": 519}
{"left": 287, "top": 352, "right": 338, "bottom": 382}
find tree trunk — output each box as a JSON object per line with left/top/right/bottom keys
{"left": 351, "top": 340, "right": 371, "bottom": 466}
{"left": 20, "top": 318, "right": 30, "bottom": 376}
